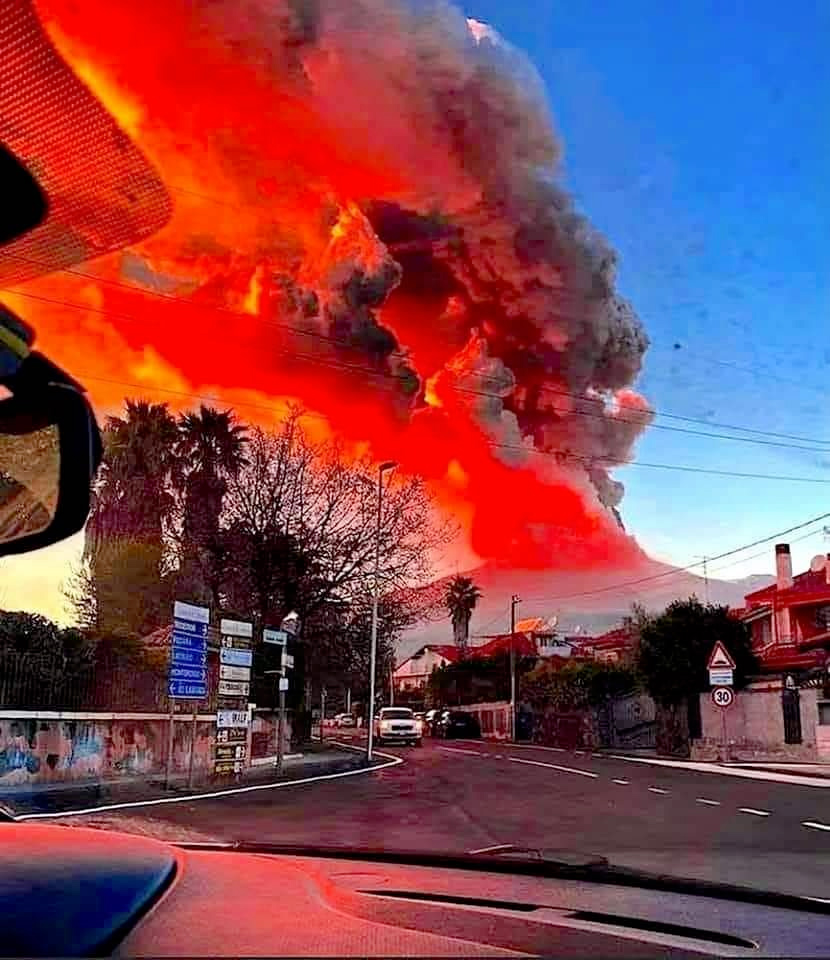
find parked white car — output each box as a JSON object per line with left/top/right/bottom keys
{"left": 374, "top": 707, "right": 422, "bottom": 746}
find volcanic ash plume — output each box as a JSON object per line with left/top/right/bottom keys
{"left": 27, "top": 0, "right": 653, "bottom": 570}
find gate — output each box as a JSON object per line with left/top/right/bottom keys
{"left": 611, "top": 692, "right": 656, "bottom": 750}
{"left": 782, "top": 687, "right": 802, "bottom": 744}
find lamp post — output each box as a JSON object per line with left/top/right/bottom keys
{"left": 366, "top": 460, "right": 397, "bottom": 763}
{"left": 510, "top": 594, "right": 520, "bottom": 741}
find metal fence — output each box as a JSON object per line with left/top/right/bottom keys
{"left": 0, "top": 651, "right": 170, "bottom": 712}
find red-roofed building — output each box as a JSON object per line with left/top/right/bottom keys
{"left": 578, "top": 625, "right": 638, "bottom": 665}
{"left": 392, "top": 644, "right": 461, "bottom": 697}
{"left": 741, "top": 544, "right": 830, "bottom": 675}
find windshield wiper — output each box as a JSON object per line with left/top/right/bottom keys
{"left": 172, "top": 840, "right": 830, "bottom": 915}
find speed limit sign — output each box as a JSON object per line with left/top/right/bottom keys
{"left": 712, "top": 687, "right": 734, "bottom": 709}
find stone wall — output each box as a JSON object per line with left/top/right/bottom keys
{"left": 0, "top": 711, "right": 216, "bottom": 788}
{"left": 0, "top": 708, "right": 302, "bottom": 788}
{"left": 691, "top": 683, "right": 820, "bottom": 762}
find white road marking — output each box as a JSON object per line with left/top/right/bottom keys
{"left": 508, "top": 743, "right": 566, "bottom": 753}
{"left": 739, "top": 808, "right": 770, "bottom": 817}
{"left": 803, "top": 820, "right": 830, "bottom": 831}
{"left": 610, "top": 754, "right": 830, "bottom": 788}
{"left": 574, "top": 751, "right": 585, "bottom": 756}
{"left": 10, "top": 745, "right": 404, "bottom": 821}
{"left": 508, "top": 756, "right": 599, "bottom": 779}
{"left": 696, "top": 798, "right": 721, "bottom": 806}
{"left": 648, "top": 787, "right": 669, "bottom": 795}
{"left": 467, "top": 843, "right": 514, "bottom": 855}
{"left": 612, "top": 779, "right": 629, "bottom": 785}
{"left": 438, "top": 746, "right": 482, "bottom": 756}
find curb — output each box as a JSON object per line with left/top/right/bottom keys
{"left": 5, "top": 747, "right": 403, "bottom": 821}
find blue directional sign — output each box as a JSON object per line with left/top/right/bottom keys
{"left": 220, "top": 647, "right": 253, "bottom": 668}
{"left": 169, "top": 665, "right": 207, "bottom": 682}
{"left": 171, "top": 630, "right": 207, "bottom": 650}
{"left": 169, "top": 601, "right": 210, "bottom": 699}
{"left": 173, "top": 618, "right": 209, "bottom": 638}
{"left": 169, "top": 679, "right": 207, "bottom": 698}
{"left": 171, "top": 646, "right": 207, "bottom": 667}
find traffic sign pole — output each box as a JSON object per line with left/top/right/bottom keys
{"left": 722, "top": 704, "right": 729, "bottom": 763}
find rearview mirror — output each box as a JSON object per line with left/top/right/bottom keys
{"left": 0, "top": 380, "right": 101, "bottom": 556}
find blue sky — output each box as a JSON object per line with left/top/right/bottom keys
{"left": 467, "top": 0, "right": 830, "bottom": 577}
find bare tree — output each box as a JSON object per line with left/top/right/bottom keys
{"left": 220, "top": 412, "right": 454, "bottom": 627}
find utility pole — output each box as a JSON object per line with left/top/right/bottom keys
{"left": 510, "top": 594, "right": 520, "bottom": 741}
{"left": 366, "top": 460, "right": 397, "bottom": 764}
{"left": 695, "top": 555, "right": 709, "bottom": 604}
{"left": 389, "top": 656, "right": 395, "bottom": 706}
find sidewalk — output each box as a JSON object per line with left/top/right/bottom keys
{"left": 721, "top": 761, "right": 830, "bottom": 779}
{"left": 608, "top": 751, "right": 830, "bottom": 787}
{"left": 0, "top": 742, "right": 370, "bottom": 818}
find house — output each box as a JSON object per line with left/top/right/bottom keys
{"left": 392, "top": 644, "right": 461, "bottom": 697}
{"left": 741, "top": 544, "right": 830, "bottom": 675}
{"left": 691, "top": 544, "right": 830, "bottom": 763}
{"left": 392, "top": 620, "right": 555, "bottom": 700}
{"left": 576, "top": 625, "right": 638, "bottom": 665}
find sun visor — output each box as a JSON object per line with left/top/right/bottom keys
{"left": 0, "top": 0, "right": 172, "bottom": 283}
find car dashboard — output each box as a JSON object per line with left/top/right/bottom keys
{"left": 3, "top": 823, "right": 830, "bottom": 957}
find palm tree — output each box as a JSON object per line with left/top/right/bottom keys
{"left": 86, "top": 400, "right": 179, "bottom": 554}
{"left": 175, "top": 405, "right": 247, "bottom": 605}
{"left": 445, "top": 575, "right": 482, "bottom": 653}
{"left": 82, "top": 400, "right": 179, "bottom": 634}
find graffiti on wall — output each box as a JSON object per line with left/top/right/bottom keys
{"left": 0, "top": 718, "right": 162, "bottom": 786}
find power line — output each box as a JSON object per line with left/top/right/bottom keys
{"left": 70, "top": 369, "right": 830, "bottom": 485}
{"left": 6, "top": 284, "right": 830, "bottom": 476}
{"left": 7, "top": 252, "right": 830, "bottom": 451}
{"left": 519, "top": 511, "right": 830, "bottom": 604}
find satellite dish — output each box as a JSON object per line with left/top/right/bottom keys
{"left": 810, "top": 555, "right": 827, "bottom": 573}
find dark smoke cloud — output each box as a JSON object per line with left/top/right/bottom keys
{"left": 119, "top": 0, "right": 652, "bottom": 517}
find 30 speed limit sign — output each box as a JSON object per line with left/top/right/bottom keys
{"left": 712, "top": 687, "right": 734, "bottom": 709}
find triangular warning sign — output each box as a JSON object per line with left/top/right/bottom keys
{"left": 707, "top": 641, "right": 736, "bottom": 670}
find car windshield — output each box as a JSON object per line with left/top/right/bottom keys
{"left": 2, "top": 0, "right": 828, "bottom": 906}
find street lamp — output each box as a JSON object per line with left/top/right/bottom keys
{"left": 366, "top": 460, "right": 397, "bottom": 763}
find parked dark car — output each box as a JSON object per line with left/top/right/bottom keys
{"left": 424, "top": 708, "right": 441, "bottom": 735}
{"left": 436, "top": 710, "right": 481, "bottom": 739}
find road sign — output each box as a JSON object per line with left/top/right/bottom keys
{"left": 279, "top": 676, "right": 289, "bottom": 691}
{"left": 217, "top": 709, "right": 249, "bottom": 728}
{"left": 218, "top": 679, "right": 250, "bottom": 697}
{"left": 707, "top": 641, "right": 736, "bottom": 670}
{"left": 169, "top": 679, "right": 207, "bottom": 699}
{"left": 220, "top": 647, "right": 253, "bottom": 667}
{"left": 709, "top": 667, "right": 734, "bottom": 687}
{"left": 173, "top": 618, "right": 209, "bottom": 637}
{"left": 171, "top": 630, "right": 207, "bottom": 650}
{"left": 216, "top": 727, "right": 248, "bottom": 743}
{"left": 171, "top": 646, "right": 207, "bottom": 667}
{"left": 215, "top": 743, "right": 247, "bottom": 761}
{"left": 282, "top": 651, "right": 294, "bottom": 670}
{"left": 220, "top": 618, "right": 253, "bottom": 638}
{"left": 169, "top": 601, "right": 209, "bottom": 700}
{"left": 174, "top": 600, "right": 210, "bottom": 624}
{"left": 263, "top": 628, "right": 288, "bottom": 645}
{"left": 712, "top": 687, "right": 734, "bottom": 708}
{"left": 214, "top": 759, "right": 245, "bottom": 775}
{"left": 220, "top": 663, "right": 250, "bottom": 681}
{"left": 169, "top": 665, "right": 207, "bottom": 682}
{"left": 220, "top": 634, "right": 251, "bottom": 650}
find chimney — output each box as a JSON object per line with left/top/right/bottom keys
{"left": 775, "top": 543, "right": 793, "bottom": 590}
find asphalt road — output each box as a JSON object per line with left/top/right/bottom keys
{"left": 65, "top": 736, "right": 830, "bottom": 900}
